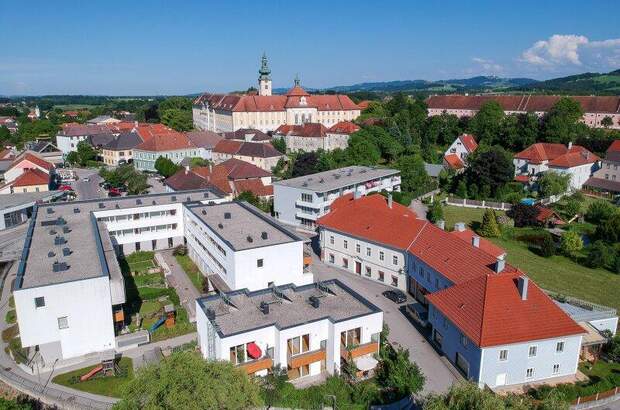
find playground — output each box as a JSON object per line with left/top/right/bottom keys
{"left": 52, "top": 357, "right": 134, "bottom": 397}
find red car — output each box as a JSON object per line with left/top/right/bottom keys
{"left": 108, "top": 187, "right": 122, "bottom": 197}
{"left": 58, "top": 185, "right": 73, "bottom": 191}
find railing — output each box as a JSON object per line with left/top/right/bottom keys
{"left": 287, "top": 348, "right": 326, "bottom": 369}
{"left": 237, "top": 355, "right": 274, "bottom": 374}
{"left": 340, "top": 341, "right": 379, "bottom": 360}
{"left": 545, "top": 290, "right": 617, "bottom": 321}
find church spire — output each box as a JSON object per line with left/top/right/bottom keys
{"left": 294, "top": 73, "right": 300, "bottom": 87}
{"left": 258, "top": 53, "right": 272, "bottom": 96}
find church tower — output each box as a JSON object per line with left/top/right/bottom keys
{"left": 258, "top": 53, "right": 272, "bottom": 96}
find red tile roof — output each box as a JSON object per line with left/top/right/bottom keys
{"left": 194, "top": 92, "right": 359, "bottom": 113}
{"left": 459, "top": 134, "right": 478, "bottom": 153}
{"left": 450, "top": 229, "right": 506, "bottom": 259}
{"left": 8, "top": 153, "right": 54, "bottom": 172}
{"left": 275, "top": 123, "right": 327, "bottom": 138}
{"left": 214, "top": 140, "right": 283, "bottom": 159}
{"left": 426, "top": 273, "right": 584, "bottom": 347}
{"left": 548, "top": 150, "right": 599, "bottom": 168}
{"left": 10, "top": 168, "right": 49, "bottom": 187}
{"left": 233, "top": 179, "right": 274, "bottom": 197}
{"left": 514, "top": 143, "right": 568, "bottom": 164}
{"left": 213, "top": 140, "right": 243, "bottom": 155}
{"left": 536, "top": 206, "right": 565, "bottom": 224}
{"left": 608, "top": 140, "right": 620, "bottom": 154}
{"left": 286, "top": 85, "right": 310, "bottom": 97}
{"left": 443, "top": 154, "right": 464, "bottom": 169}
{"left": 135, "top": 131, "right": 193, "bottom": 152}
{"left": 218, "top": 158, "right": 272, "bottom": 179}
{"left": 328, "top": 121, "right": 361, "bottom": 134}
{"left": 514, "top": 175, "right": 530, "bottom": 183}
{"left": 357, "top": 100, "right": 371, "bottom": 110}
{"left": 318, "top": 194, "right": 423, "bottom": 250}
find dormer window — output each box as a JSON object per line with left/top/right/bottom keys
{"left": 300, "top": 96, "right": 307, "bottom": 106}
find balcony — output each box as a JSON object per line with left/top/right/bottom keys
{"left": 288, "top": 348, "right": 326, "bottom": 369}
{"left": 237, "top": 356, "right": 274, "bottom": 375}
{"left": 295, "top": 210, "right": 318, "bottom": 221}
{"left": 340, "top": 341, "right": 379, "bottom": 360}
{"left": 295, "top": 199, "right": 322, "bottom": 209}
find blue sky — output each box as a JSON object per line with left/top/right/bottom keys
{"left": 1, "top": 0, "right": 619, "bottom": 95}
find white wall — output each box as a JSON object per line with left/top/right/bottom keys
{"left": 14, "top": 276, "right": 116, "bottom": 362}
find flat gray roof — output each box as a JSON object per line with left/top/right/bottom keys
{"left": 273, "top": 166, "right": 399, "bottom": 193}
{"left": 0, "top": 191, "right": 65, "bottom": 212}
{"left": 15, "top": 189, "right": 222, "bottom": 290}
{"left": 197, "top": 280, "right": 381, "bottom": 337}
{"left": 185, "top": 201, "right": 302, "bottom": 251}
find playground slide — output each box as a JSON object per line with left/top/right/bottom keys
{"left": 149, "top": 316, "right": 166, "bottom": 333}
{"left": 80, "top": 364, "right": 103, "bottom": 382}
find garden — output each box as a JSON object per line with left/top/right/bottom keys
{"left": 120, "top": 251, "right": 195, "bottom": 342}
{"left": 2, "top": 296, "right": 28, "bottom": 365}
{"left": 52, "top": 357, "right": 134, "bottom": 397}
{"left": 172, "top": 245, "right": 206, "bottom": 293}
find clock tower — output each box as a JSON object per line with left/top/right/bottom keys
{"left": 258, "top": 53, "right": 272, "bottom": 96}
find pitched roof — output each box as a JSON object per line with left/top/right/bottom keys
{"left": 135, "top": 123, "right": 176, "bottom": 141}
{"left": 450, "top": 228, "right": 506, "bottom": 259}
{"left": 328, "top": 121, "right": 361, "bottom": 134}
{"left": 458, "top": 134, "right": 478, "bottom": 152}
{"left": 218, "top": 158, "right": 272, "bottom": 179}
{"left": 536, "top": 206, "right": 565, "bottom": 224}
{"left": 8, "top": 153, "right": 54, "bottom": 172}
{"left": 10, "top": 168, "right": 49, "bottom": 187}
{"left": 164, "top": 169, "right": 212, "bottom": 191}
{"left": 514, "top": 143, "right": 568, "bottom": 163}
{"left": 548, "top": 149, "right": 599, "bottom": 168}
{"left": 426, "top": 273, "right": 585, "bottom": 347}
{"left": 607, "top": 140, "right": 620, "bottom": 154}
{"left": 232, "top": 179, "right": 274, "bottom": 197}
{"left": 357, "top": 100, "right": 371, "bottom": 110}
{"left": 584, "top": 177, "right": 620, "bottom": 193}
{"left": 102, "top": 132, "right": 144, "bottom": 151}
{"left": 318, "top": 194, "right": 423, "bottom": 250}
{"left": 194, "top": 92, "right": 359, "bottom": 113}
{"left": 213, "top": 139, "right": 243, "bottom": 155}
{"left": 275, "top": 123, "right": 327, "bottom": 138}
{"left": 222, "top": 128, "right": 271, "bottom": 142}
{"left": 236, "top": 142, "right": 283, "bottom": 158}
{"left": 443, "top": 153, "right": 464, "bottom": 169}
{"left": 135, "top": 131, "right": 193, "bottom": 152}
{"left": 514, "top": 175, "right": 531, "bottom": 183}
{"left": 59, "top": 123, "right": 110, "bottom": 137}
{"left": 185, "top": 130, "right": 223, "bottom": 149}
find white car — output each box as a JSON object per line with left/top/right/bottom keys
{"left": 82, "top": 177, "right": 90, "bottom": 182}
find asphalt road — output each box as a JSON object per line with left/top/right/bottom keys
{"left": 71, "top": 168, "right": 105, "bottom": 200}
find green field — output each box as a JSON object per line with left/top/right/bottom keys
{"left": 443, "top": 205, "right": 620, "bottom": 312}
{"left": 52, "top": 357, "right": 134, "bottom": 397}
{"left": 175, "top": 254, "right": 204, "bottom": 293}
{"left": 53, "top": 104, "right": 97, "bottom": 110}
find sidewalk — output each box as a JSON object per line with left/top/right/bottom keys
{"left": 156, "top": 250, "right": 202, "bottom": 322}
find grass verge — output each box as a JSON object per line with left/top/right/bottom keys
{"left": 174, "top": 254, "right": 204, "bottom": 293}
{"left": 52, "top": 357, "right": 134, "bottom": 397}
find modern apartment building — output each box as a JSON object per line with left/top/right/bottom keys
{"left": 273, "top": 166, "right": 401, "bottom": 229}
{"left": 13, "top": 189, "right": 225, "bottom": 369}
{"left": 184, "top": 201, "right": 313, "bottom": 292}
{"left": 196, "top": 280, "right": 383, "bottom": 380}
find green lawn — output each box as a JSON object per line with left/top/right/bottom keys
{"left": 442, "top": 205, "right": 507, "bottom": 231}
{"left": 490, "top": 234, "right": 620, "bottom": 312}
{"left": 52, "top": 357, "right": 134, "bottom": 397}
{"left": 122, "top": 251, "right": 157, "bottom": 275}
{"left": 174, "top": 254, "right": 204, "bottom": 293}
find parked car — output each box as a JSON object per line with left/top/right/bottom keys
{"left": 82, "top": 177, "right": 90, "bottom": 182}
{"left": 405, "top": 302, "right": 429, "bottom": 327}
{"left": 382, "top": 289, "right": 407, "bottom": 304}
{"left": 108, "top": 187, "right": 122, "bottom": 196}
{"left": 58, "top": 185, "right": 73, "bottom": 192}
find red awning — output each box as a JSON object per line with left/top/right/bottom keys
{"left": 246, "top": 342, "right": 262, "bottom": 359}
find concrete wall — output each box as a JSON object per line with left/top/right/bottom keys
{"left": 14, "top": 276, "right": 115, "bottom": 363}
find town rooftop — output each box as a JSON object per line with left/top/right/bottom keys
{"left": 272, "top": 166, "right": 399, "bottom": 193}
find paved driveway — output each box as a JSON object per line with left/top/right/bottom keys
{"left": 310, "top": 250, "right": 458, "bottom": 394}
{"left": 157, "top": 250, "right": 202, "bottom": 322}
{"left": 71, "top": 168, "right": 105, "bottom": 200}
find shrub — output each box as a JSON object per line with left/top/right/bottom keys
{"left": 585, "top": 200, "right": 616, "bottom": 224}
{"left": 172, "top": 245, "right": 187, "bottom": 256}
{"left": 588, "top": 241, "right": 615, "bottom": 269}
{"left": 540, "top": 233, "right": 556, "bottom": 257}
{"left": 508, "top": 203, "right": 538, "bottom": 227}
{"left": 560, "top": 231, "right": 583, "bottom": 258}
{"left": 5, "top": 310, "right": 16, "bottom": 325}
{"left": 426, "top": 201, "right": 444, "bottom": 223}
{"left": 479, "top": 209, "right": 500, "bottom": 237}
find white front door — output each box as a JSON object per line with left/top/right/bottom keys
{"left": 495, "top": 373, "right": 507, "bottom": 386}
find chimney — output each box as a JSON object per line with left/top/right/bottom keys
{"left": 454, "top": 222, "right": 466, "bottom": 232}
{"left": 184, "top": 165, "right": 189, "bottom": 174}
{"left": 494, "top": 257, "right": 505, "bottom": 274}
{"left": 471, "top": 235, "right": 480, "bottom": 248}
{"left": 354, "top": 190, "right": 361, "bottom": 200}
{"left": 387, "top": 194, "right": 393, "bottom": 209}
{"left": 436, "top": 220, "right": 445, "bottom": 230}
{"left": 517, "top": 276, "right": 529, "bottom": 300}
{"left": 568, "top": 141, "right": 573, "bottom": 150}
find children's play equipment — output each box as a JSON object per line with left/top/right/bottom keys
{"left": 149, "top": 304, "right": 176, "bottom": 333}
{"left": 80, "top": 350, "right": 116, "bottom": 381}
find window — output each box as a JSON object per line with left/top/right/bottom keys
{"left": 301, "top": 193, "right": 312, "bottom": 202}
{"left": 366, "top": 247, "right": 371, "bottom": 257}
{"left": 342, "top": 258, "right": 348, "bottom": 268}
{"left": 287, "top": 334, "right": 310, "bottom": 356}
{"left": 553, "top": 364, "right": 560, "bottom": 374}
{"left": 391, "top": 275, "right": 398, "bottom": 287}
{"left": 526, "top": 368, "right": 534, "bottom": 379}
{"left": 329, "top": 235, "right": 334, "bottom": 245}
{"left": 378, "top": 271, "right": 385, "bottom": 282}
{"left": 460, "top": 333, "right": 468, "bottom": 347}
{"left": 356, "top": 244, "right": 360, "bottom": 253}
{"left": 257, "top": 259, "right": 264, "bottom": 268}
{"left": 392, "top": 255, "right": 398, "bottom": 265}
{"left": 499, "top": 349, "right": 508, "bottom": 361}
{"left": 34, "top": 297, "right": 45, "bottom": 308}
{"left": 379, "top": 251, "right": 385, "bottom": 261}
{"left": 556, "top": 341, "right": 564, "bottom": 353}
{"left": 365, "top": 266, "right": 371, "bottom": 277}
{"left": 528, "top": 345, "right": 537, "bottom": 357}
{"left": 57, "top": 316, "right": 69, "bottom": 330}
{"left": 329, "top": 254, "right": 335, "bottom": 263}
{"left": 341, "top": 328, "right": 361, "bottom": 348}
{"left": 343, "top": 240, "right": 348, "bottom": 249}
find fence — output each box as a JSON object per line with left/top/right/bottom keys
{"left": 445, "top": 193, "right": 565, "bottom": 211}
{"left": 572, "top": 386, "right": 620, "bottom": 408}
{"left": 0, "top": 366, "right": 116, "bottom": 410}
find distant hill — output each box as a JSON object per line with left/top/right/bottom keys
{"left": 510, "top": 70, "right": 620, "bottom": 95}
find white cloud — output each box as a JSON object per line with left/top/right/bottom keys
{"left": 520, "top": 34, "right": 620, "bottom": 69}
{"left": 471, "top": 57, "right": 504, "bottom": 73}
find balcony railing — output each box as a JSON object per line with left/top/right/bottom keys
{"left": 237, "top": 355, "right": 274, "bottom": 374}
{"left": 340, "top": 341, "right": 379, "bottom": 360}
{"left": 287, "top": 348, "right": 326, "bottom": 369}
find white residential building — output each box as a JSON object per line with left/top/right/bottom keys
{"left": 196, "top": 280, "right": 383, "bottom": 379}
{"left": 274, "top": 122, "right": 360, "bottom": 153}
{"left": 184, "top": 201, "right": 313, "bottom": 292}
{"left": 273, "top": 166, "right": 401, "bottom": 229}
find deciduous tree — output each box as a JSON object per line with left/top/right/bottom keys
{"left": 538, "top": 171, "right": 570, "bottom": 197}
{"left": 154, "top": 156, "right": 181, "bottom": 178}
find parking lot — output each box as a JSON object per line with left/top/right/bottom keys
{"left": 308, "top": 238, "right": 459, "bottom": 395}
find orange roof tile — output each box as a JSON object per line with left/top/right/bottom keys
{"left": 443, "top": 154, "right": 464, "bottom": 169}
{"left": 328, "top": 121, "right": 360, "bottom": 134}
{"left": 8, "top": 153, "right": 54, "bottom": 172}
{"left": 459, "top": 134, "right": 478, "bottom": 152}
{"left": 450, "top": 229, "right": 506, "bottom": 259}
{"left": 10, "top": 168, "right": 49, "bottom": 187}
{"left": 135, "top": 132, "right": 193, "bottom": 152}
{"left": 548, "top": 150, "right": 599, "bottom": 168}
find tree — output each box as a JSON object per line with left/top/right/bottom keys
{"left": 426, "top": 201, "right": 444, "bottom": 223}
{"left": 114, "top": 351, "right": 261, "bottom": 410}
{"left": 189, "top": 157, "right": 210, "bottom": 168}
{"left": 0, "top": 126, "right": 10, "bottom": 143}
{"left": 468, "top": 101, "right": 504, "bottom": 146}
{"left": 394, "top": 154, "right": 430, "bottom": 195}
{"left": 160, "top": 109, "right": 193, "bottom": 131}
{"left": 345, "top": 134, "right": 381, "bottom": 166}
{"left": 542, "top": 97, "right": 585, "bottom": 144}
{"left": 479, "top": 209, "right": 501, "bottom": 237}
{"left": 588, "top": 240, "right": 615, "bottom": 269}
{"left": 601, "top": 116, "right": 614, "bottom": 128}
{"left": 291, "top": 152, "right": 319, "bottom": 177}
{"left": 158, "top": 96, "right": 192, "bottom": 112}
{"left": 538, "top": 171, "right": 570, "bottom": 197}
{"left": 272, "top": 137, "right": 286, "bottom": 154}
{"left": 465, "top": 146, "right": 514, "bottom": 198}
{"left": 259, "top": 366, "right": 289, "bottom": 409}
{"left": 126, "top": 172, "right": 150, "bottom": 195}
{"left": 154, "top": 156, "right": 181, "bottom": 178}
{"left": 595, "top": 211, "right": 620, "bottom": 243}
{"left": 65, "top": 151, "right": 79, "bottom": 165}
{"left": 237, "top": 191, "right": 271, "bottom": 213}
{"left": 376, "top": 347, "right": 425, "bottom": 401}
{"left": 560, "top": 231, "right": 583, "bottom": 258}
{"left": 563, "top": 198, "right": 581, "bottom": 217}
{"left": 455, "top": 180, "right": 468, "bottom": 198}
{"left": 539, "top": 232, "right": 555, "bottom": 257}
{"left": 76, "top": 141, "right": 96, "bottom": 166}
{"left": 509, "top": 203, "right": 539, "bottom": 227}
{"left": 585, "top": 200, "right": 616, "bottom": 224}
